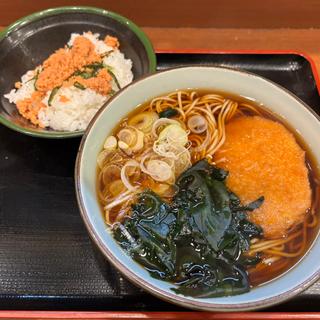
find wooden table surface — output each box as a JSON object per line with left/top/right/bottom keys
{"left": 2, "top": 26, "right": 319, "bottom": 73}
{"left": 0, "top": 25, "right": 320, "bottom": 319}
{"left": 143, "top": 28, "right": 320, "bottom": 74}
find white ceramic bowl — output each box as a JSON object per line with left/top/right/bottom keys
{"left": 75, "top": 66, "right": 320, "bottom": 311}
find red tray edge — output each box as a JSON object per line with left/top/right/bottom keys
{"left": 0, "top": 311, "right": 320, "bottom": 319}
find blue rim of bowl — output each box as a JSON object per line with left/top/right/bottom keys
{"left": 0, "top": 6, "right": 157, "bottom": 139}
{"left": 75, "top": 65, "right": 320, "bottom": 311}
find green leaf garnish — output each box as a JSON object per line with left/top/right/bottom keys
{"left": 104, "top": 64, "right": 121, "bottom": 89}
{"left": 71, "top": 62, "right": 104, "bottom": 80}
{"left": 101, "top": 51, "right": 112, "bottom": 58}
{"left": 26, "top": 69, "right": 40, "bottom": 90}
{"left": 74, "top": 82, "right": 86, "bottom": 90}
{"left": 48, "top": 86, "right": 60, "bottom": 106}
{"left": 159, "top": 108, "right": 179, "bottom": 118}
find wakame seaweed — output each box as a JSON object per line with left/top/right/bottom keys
{"left": 113, "top": 160, "right": 263, "bottom": 298}
{"left": 159, "top": 107, "right": 179, "bottom": 118}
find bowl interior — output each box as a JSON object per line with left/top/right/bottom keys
{"left": 76, "top": 66, "right": 320, "bottom": 311}
{"left": 0, "top": 8, "right": 155, "bottom": 138}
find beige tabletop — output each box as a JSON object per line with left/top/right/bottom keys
{"left": 143, "top": 28, "right": 320, "bottom": 76}
{"left": 1, "top": 25, "right": 320, "bottom": 72}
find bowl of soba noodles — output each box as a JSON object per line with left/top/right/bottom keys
{"left": 75, "top": 66, "right": 320, "bottom": 311}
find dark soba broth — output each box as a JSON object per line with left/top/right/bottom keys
{"left": 96, "top": 89, "right": 320, "bottom": 295}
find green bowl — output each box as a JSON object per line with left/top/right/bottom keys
{"left": 0, "top": 6, "right": 156, "bottom": 138}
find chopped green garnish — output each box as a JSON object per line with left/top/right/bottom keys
{"left": 48, "top": 86, "right": 60, "bottom": 106}
{"left": 74, "top": 82, "right": 86, "bottom": 90}
{"left": 85, "top": 62, "right": 104, "bottom": 69}
{"left": 26, "top": 69, "right": 41, "bottom": 90}
{"left": 159, "top": 107, "right": 179, "bottom": 118}
{"left": 73, "top": 71, "right": 93, "bottom": 79}
{"left": 104, "top": 65, "right": 121, "bottom": 89}
{"left": 71, "top": 62, "right": 104, "bottom": 80}
{"left": 101, "top": 51, "right": 112, "bottom": 58}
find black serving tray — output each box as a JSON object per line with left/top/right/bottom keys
{"left": 1, "top": 53, "right": 320, "bottom": 312}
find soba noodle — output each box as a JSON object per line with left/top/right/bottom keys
{"left": 148, "top": 91, "right": 261, "bottom": 163}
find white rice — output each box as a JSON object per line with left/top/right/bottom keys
{"left": 4, "top": 32, "right": 134, "bottom": 132}
{"left": 38, "top": 86, "right": 106, "bottom": 131}
{"left": 5, "top": 70, "right": 36, "bottom": 104}
{"left": 104, "top": 52, "right": 133, "bottom": 88}
{"left": 68, "top": 32, "right": 113, "bottom": 55}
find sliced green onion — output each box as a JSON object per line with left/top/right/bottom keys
{"left": 73, "top": 71, "right": 93, "bottom": 79}
{"left": 74, "top": 81, "right": 86, "bottom": 90}
{"left": 101, "top": 51, "right": 112, "bottom": 58}
{"left": 85, "top": 62, "right": 104, "bottom": 69}
{"left": 28, "top": 69, "right": 40, "bottom": 90}
{"left": 48, "top": 86, "right": 60, "bottom": 106}
{"left": 71, "top": 62, "right": 104, "bottom": 79}
{"left": 104, "top": 64, "right": 120, "bottom": 89}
